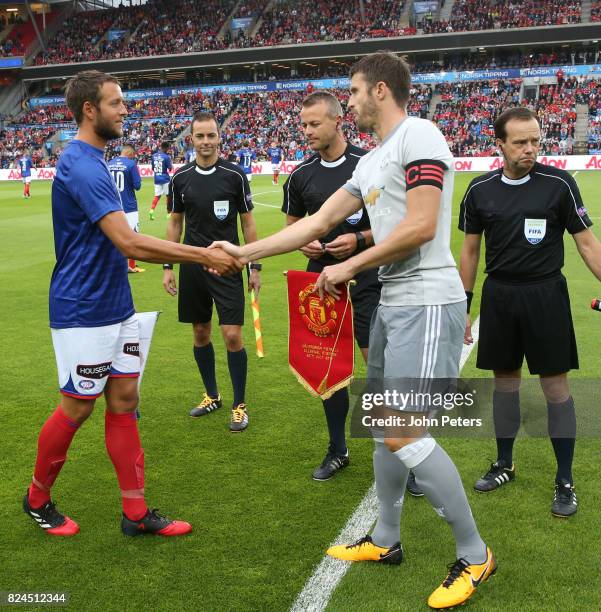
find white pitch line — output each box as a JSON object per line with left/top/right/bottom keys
{"left": 252, "top": 189, "right": 281, "bottom": 196}
{"left": 290, "top": 317, "right": 480, "bottom": 612}
{"left": 572, "top": 171, "right": 579, "bottom": 177}
{"left": 253, "top": 200, "right": 280, "bottom": 209}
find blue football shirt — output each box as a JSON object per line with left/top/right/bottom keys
{"left": 107, "top": 156, "right": 141, "bottom": 214}
{"left": 19, "top": 155, "right": 33, "bottom": 177}
{"left": 49, "top": 140, "right": 135, "bottom": 329}
{"left": 237, "top": 148, "right": 256, "bottom": 174}
{"left": 267, "top": 147, "right": 282, "bottom": 164}
{"left": 151, "top": 151, "right": 172, "bottom": 184}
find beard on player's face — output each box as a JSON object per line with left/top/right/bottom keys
{"left": 94, "top": 111, "right": 122, "bottom": 140}
{"left": 355, "top": 93, "right": 377, "bottom": 133}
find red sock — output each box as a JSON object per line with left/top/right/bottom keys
{"left": 128, "top": 259, "right": 136, "bottom": 269}
{"left": 105, "top": 411, "right": 148, "bottom": 521}
{"left": 150, "top": 196, "right": 160, "bottom": 210}
{"left": 28, "top": 406, "right": 80, "bottom": 508}
{"left": 26, "top": 185, "right": 30, "bottom": 196}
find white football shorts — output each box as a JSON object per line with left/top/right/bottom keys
{"left": 126, "top": 211, "right": 140, "bottom": 233}
{"left": 153, "top": 183, "right": 170, "bottom": 197}
{"left": 51, "top": 315, "right": 140, "bottom": 399}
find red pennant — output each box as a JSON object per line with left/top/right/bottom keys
{"left": 286, "top": 270, "right": 354, "bottom": 399}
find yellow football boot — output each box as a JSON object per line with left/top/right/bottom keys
{"left": 428, "top": 546, "right": 496, "bottom": 609}
{"left": 326, "top": 535, "right": 403, "bottom": 564}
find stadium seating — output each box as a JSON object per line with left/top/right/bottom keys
{"left": 0, "top": 126, "right": 54, "bottom": 168}
{"left": 34, "top": 0, "right": 236, "bottom": 64}
{"left": 422, "top": 0, "right": 581, "bottom": 34}
{"left": 535, "top": 80, "right": 578, "bottom": 154}
{"left": 580, "top": 78, "right": 601, "bottom": 152}
{"left": 8, "top": 75, "right": 601, "bottom": 164}
{"left": 432, "top": 80, "right": 522, "bottom": 156}
{"left": 27, "top": 0, "right": 591, "bottom": 65}
{"left": 592, "top": 0, "right": 601, "bottom": 21}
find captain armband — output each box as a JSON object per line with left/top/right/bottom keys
{"left": 405, "top": 159, "right": 446, "bottom": 192}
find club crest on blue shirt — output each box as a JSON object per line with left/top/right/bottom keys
{"left": 524, "top": 218, "right": 546, "bottom": 245}
{"left": 345, "top": 209, "right": 364, "bottom": 225}
{"left": 214, "top": 200, "right": 230, "bottom": 220}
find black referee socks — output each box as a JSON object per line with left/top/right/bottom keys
{"left": 547, "top": 397, "right": 576, "bottom": 485}
{"left": 493, "top": 390, "right": 521, "bottom": 466}
{"left": 193, "top": 343, "right": 218, "bottom": 399}
{"left": 227, "top": 348, "right": 247, "bottom": 406}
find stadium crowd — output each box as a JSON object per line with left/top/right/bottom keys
{"left": 422, "top": 0, "right": 581, "bottom": 33}
{"left": 0, "top": 126, "right": 53, "bottom": 169}
{"left": 535, "top": 81, "right": 578, "bottom": 154}
{"left": 432, "top": 80, "right": 522, "bottom": 156}
{"left": 24, "top": 0, "right": 595, "bottom": 65}
{"left": 0, "top": 36, "right": 25, "bottom": 57}
{"left": 6, "top": 74, "right": 601, "bottom": 164}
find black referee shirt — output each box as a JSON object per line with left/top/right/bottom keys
{"left": 282, "top": 144, "right": 369, "bottom": 266}
{"left": 459, "top": 162, "right": 592, "bottom": 281}
{"left": 172, "top": 159, "right": 253, "bottom": 247}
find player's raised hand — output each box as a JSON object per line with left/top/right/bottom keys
{"left": 324, "top": 234, "right": 358, "bottom": 260}
{"left": 162, "top": 269, "right": 177, "bottom": 296}
{"left": 316, "top": 262, "right": 354, "bottom": 301}
{"left": 464, "top": 315, "right": 473, "bottom": 345}
{"left": 204, "top": 246, "right": 246, "bottom": 276}
{"left": 299, "top": 240, "right": 324, "bottom": 260}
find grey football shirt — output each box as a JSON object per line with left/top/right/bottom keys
{"left": 344, "top": 117, "right": 464, "bottom": 306}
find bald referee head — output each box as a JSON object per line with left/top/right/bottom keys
{"left": 300, "top": 91, "right": 344, "bottom": 154}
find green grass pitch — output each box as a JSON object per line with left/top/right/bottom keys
{"left": 1, "top": 171, "right": 601, "bottom": 611}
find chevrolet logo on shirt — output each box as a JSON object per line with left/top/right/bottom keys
{"left": 365, "top": 186, "right": 385, "bottom": 207}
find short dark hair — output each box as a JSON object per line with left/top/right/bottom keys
{"left": 190, "top": 111, "right": 219, "bottom": 134}
{"left": 160, "top": 141, "right": 170, "bottom": 152}
{"left": 121, "top": 143, "right": 135, "bottom": 154}
{"left": 65, "top": 70, "right": 120, "bottom": 125}
{"left": 349, "top": 52, "right": 411, "bottom": 107}
{"left": 494, "top": 107, "right": 539, "bottom": 140}
{"left": 302, "top": 91, "right": 343, "bottom": 118}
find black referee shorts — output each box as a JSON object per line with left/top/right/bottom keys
{"left": 178, "top": 263, "right": 244, "bottom": 326}
{"left": 477, "top": 273, "right": 578, "bottom": 375}
{"left": 307, "top": 260, "right": 381, "bottom": 349}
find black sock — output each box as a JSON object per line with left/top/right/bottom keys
{"left": 227, "top": 348, "right": 247, "bottom": 406}
{"left": 322, "top": 388, "right": 349, "bottom": 455}
{"left": 493, "top": 390, "right": 521, "bottom": 466}
{"left": 193, "top": 343, "right": 218, "bottom": 398}
{"left": 548, "top": 397, "right": 576, "bottom": 484}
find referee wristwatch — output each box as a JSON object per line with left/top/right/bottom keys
{"left": 249, "top": 263, "right": 262, "bottom": 271}
{"left": 355, "top": 231, "right": 366, "bottom": 252}
{"left": 163, "top": 263, "right": 174, "bottom": 270}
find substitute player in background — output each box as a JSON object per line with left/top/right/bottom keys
{"left": 18, "top": 149, "right": 33, "bottom": 198}
{"left": 163, "top": 111, "right": 260, "bottom": 432}
{"left": 459, "top": 106, "right": 601, "bottom": 517}
{"left": 23, "top": 70, "right": 242, "bottom": 538}
{"left": 237, "top": 140, "right": 256, "bottom": 182}
{"left": 283, "top": 91, "right": 381, "bottom": 481}
{"left": 108, "top": 143, "right": 144, "bottom": 273}
{"left": 211, "top": 53, "right": 495, "bottom": 609}
{"left": 149, "top": 141, "right": 172, "bottom": 220}
{"left": 267, "top": 140, "right": 283, "bottom": 185}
